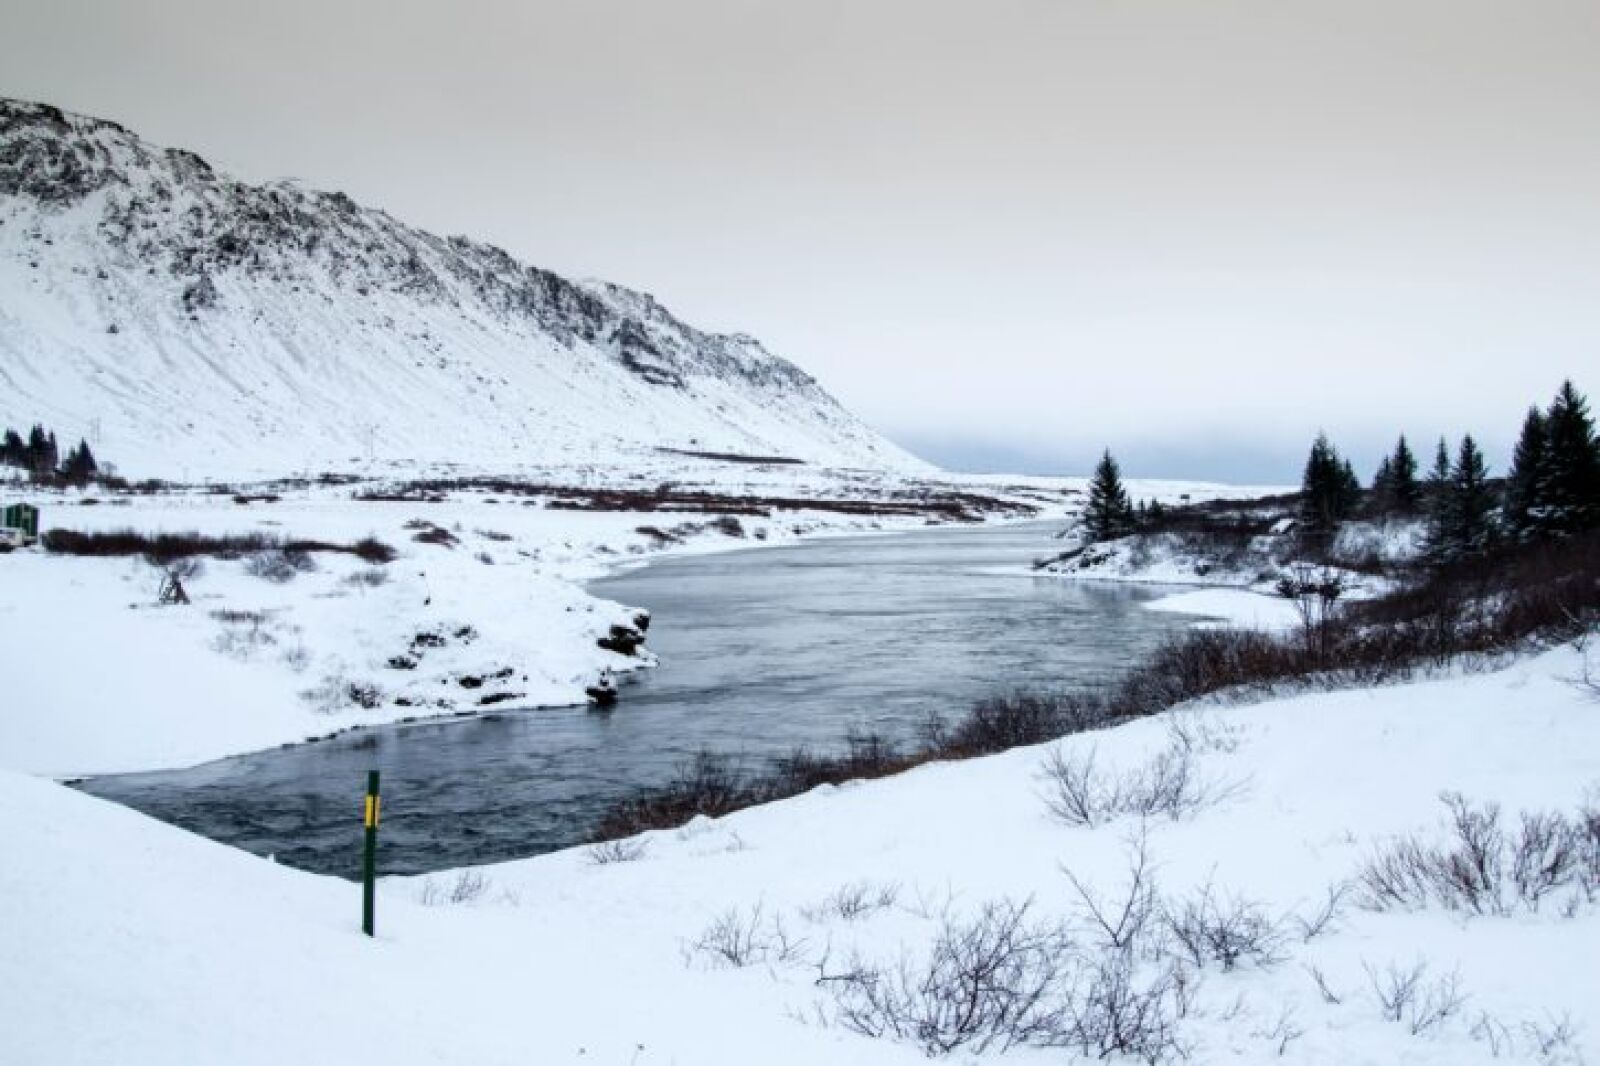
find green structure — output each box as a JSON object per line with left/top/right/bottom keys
{"left": 1, "top": 502, "right": 39, "bottom": 543}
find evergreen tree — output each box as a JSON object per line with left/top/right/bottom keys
{"left": 25, "top": 424, "right": 53, "bottom": 474}
{"left": 61, "top": 439, "right": 98, "bottom": 484}
{"left": 1338, "top": 459, "right": 1361, "bottom": 512}
{"left": 1084, "top": 449, "right": 1135, "bottom": 542}
{"left": 0, "top": 428, "right": 23, "bottom": 469}
{"left": 1447, "top": 435, "right": 1496, "bottom": 556}
{"left": 1389, "top": 435, "right": 1421, "bottom": 512}
{"left": 1423, "top": 437, "right": 1454, "bottom": 556}
{"left": 1540, "top": 380, "right": 1600, "bottom": 534}
{"left": 1371, "top": 454, "right": 1395, "bottom": 507}
{"left": 1299, "top": 433, "right": 1356, "bottom": 534}
{"left": 1504, "top": 406, "right": 1549, "bottom": 538}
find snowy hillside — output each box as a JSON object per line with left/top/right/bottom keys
{"left": 4, "top": 646, "right": 1597, "bottom": 1065}
{"left": 0, "top": 99, "right": 924, "bottom": 478}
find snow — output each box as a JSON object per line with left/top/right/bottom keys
{"left": 1144, "top": 587, "right": 1303, "bottom": 631}
{"left": 3, "top": 645, "right": 1597, "bottom": 1065}
{"left": 0, "top": 464, "right": 1093, "bottom": 776}
{"left": 0, "top": 98, "right": 926, "bottom": 479}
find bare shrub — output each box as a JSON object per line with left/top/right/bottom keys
{"left": 1364, "top": 960, "right": 1467, "bottom": 1036}
{"left": 803, "top": 880, "right": 901, "bottom": 923}
{"left": 1040, "top": 740, "right": 1242, "bottom": 828}
{"left": 43, "top": 528, "right": 395, "bottom": 565}
{"left": 688, "top": 904, "right": 807, "bottom": 969}
{"left": 1040, "top": 746, "right": 1105, "bottom": 827}
{"left": 1523, "top": 1014, "right": 1583, "bottom": 1063}
{"left": 1581, "top": 800, "right": 1600, "bottom": 898}
{"left": 210, "top": 617, "right": 279, "bottom": 660}
{"left": 1511, "top": 811, "right": 1582, "bottom": 909}
{"left": 936, "top": 692, "right": 1117, "bottom": 758}
{"left": 1306, "top": 964, "right": 1344, "bottom": 1005}
{"left": 586, "top": 838, "right": 649, "bottom": 865}
{"left": 342, "top": 567, "right": 390, "bottom": 589}
{"left": 1276, "top": 562, "right": 1348, "bottom": 662}
{"left": 1164, "top": 709, "right": 1242, "bottom": 755}
{"left": 418, "top": 868, "right": 490, "bottom": 906}
{"left": 1471, "top": 1011, "right": 1514, "bottom": 1057}
{"left": 1063, "top": 831, "right": 1159, "bottom": 954}
{"left": 1358, "top": 793, "right": 1595, "bottom": 916}
{"left": 1061, "top": 947, "right": 1185, "bottom": 1065}
{"left": 1160, "top": 881, "right": 1284, "bottom": 972}
{"left": 1292, "top": 882, "right": 1351, "bottom": 942}
{"left": 820, "top": 899, "right": 1074, "bottom": 1055}
{"left": 245, "top": 548, "right": 317, "bottom": 582}
{"left": 302, "top": 673, "right": 382, "bottom": 714}
{"left": 350, "top": 536, "right": 397, "bottom": 564}
{"left": 1252, "top": 1006, "right": 1304, "bottom": 1057}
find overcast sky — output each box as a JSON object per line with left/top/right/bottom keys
{"left": 3, "top": 0, "right": 1597, "bottom": 481}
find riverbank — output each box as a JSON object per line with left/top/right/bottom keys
{"left": 1, "top": 460, "right": 1273, "bottom": 779}
{"left": 5, "top": 642, "right": 1596, "bottom": 1065}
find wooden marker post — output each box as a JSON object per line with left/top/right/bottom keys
{"left": 362, "top": 770, "right": 381, "bottom": 937}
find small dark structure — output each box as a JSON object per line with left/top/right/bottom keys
{"left": 1, "top": 502, "right": 40, "bottom": 547}
{"left": 585, "top": 670, "right": 619, "bottom": 707}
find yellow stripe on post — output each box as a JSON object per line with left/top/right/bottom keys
{"left": 362, "top": 770, "right": 381, "bottom": 937}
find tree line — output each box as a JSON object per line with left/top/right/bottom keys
{"left": 1, "top": 424, "right": 101, "bottom": 485}
{"left": 1082, "top": 379, "right": 1600, "bottom": 562}
{"left": 1298, "top": 380, "right": 1599, "bottom": 560}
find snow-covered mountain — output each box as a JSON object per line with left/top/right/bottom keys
{"left": 0, "top": 99, "right": 925, "bottom": 478}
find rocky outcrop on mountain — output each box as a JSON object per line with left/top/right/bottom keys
{"left": 0, "top": 99, "right": 922, "bottom": 477}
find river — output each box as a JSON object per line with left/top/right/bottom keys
{"left": 77, "top": 520, "right": 1209, "bottom": 876}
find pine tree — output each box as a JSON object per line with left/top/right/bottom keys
{"left": 1390, "top": 436, "right": 1421, "bottom": 512}
{"left": 0, "top": 428, "right": 23, "bottom": 469}
{"left": 1299, "top": 433, "right": 1355, "bottom": 534}
{"left": 61, "top": 439, "right": 98, "bottom": 484}
{"left": 1371, "top": 454, "right": 1395, "bottom": 508}
{"left": 1447, "top": 435, "right": 1496, "bottom": 556}
{"left": 1504, "top": 406, "right": 1549, "bottom": 539}
{"left": 1084, "top": 449, "right": 1135, "bottom": 542}
{"left": 1423, "top": 437, "right": 1454, "bottom": 557}
{"left": 25, "top": 425, "right": 52, "bottom": 474}
{"left": 1540, "top": 380, "right": 1600, "bottom": 534}
{"left": 1338, "top": 459, "right": 1361, "bottom": 514}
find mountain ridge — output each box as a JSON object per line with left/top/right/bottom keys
{"left": 0, "top": 98, "right": 924, "bottom": 478}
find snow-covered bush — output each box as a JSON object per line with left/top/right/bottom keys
{"left": 585, "top": 838, "right": 648, "bottom": 865}
{"left": 819, "top": 899, "right": 1077, "bottom": 1055}
{"left": 802, "top": 880, "right": 900, "bottom": 923}
{"left": 417, "top": 869, "right": 490, "bottom": 906}
{"left": 244, "top": 548, "right": 316, "bottom": 583}
{"left": 1364, "top": 960, "right": 1467, "bottom": 1036}
{"left": 1039, "top": 740, "right": 1243, "bottom": 828}
{"left": 1357, "top": 792, "right": 1600, "bottom": 916}
{"left": 1160, "top": 882, "right": 1284, "bottom": 972}
{"left": 819, "top": 894, "right": 1190, "bottom": 1062}
{"left": 686, "top": 904, "right": 806, "bottom": 969}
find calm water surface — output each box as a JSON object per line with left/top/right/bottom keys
{"left": 79, "top": 521, "right": 1208, "bottom": 876}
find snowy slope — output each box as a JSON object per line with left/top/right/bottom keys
{"left": 3, "top": 646, "right": 1597, "bottom": 1065}
{"left": 0, "top": 98, "right": 925, "bottom": 478}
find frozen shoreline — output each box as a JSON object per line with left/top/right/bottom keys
{"left": 4, "top": 643, "right": 1595, "bottom": 1066}
{"left": 1, "top": 465, "right": 1109, "bottom": 778}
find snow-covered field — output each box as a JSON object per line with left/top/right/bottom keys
{"left": 3, "top": 466, "right": 1595, "bottom": 1065}
{"left": 0, "top": 457, "right": 1278, "bottom": 777}
{"left": 0, "top": 468, "right": 1040, "bottom": 776}
{"left": 4, "top": 643, "right": 1596, "bottom": 1065}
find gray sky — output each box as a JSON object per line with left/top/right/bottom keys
{"left": 4, "top": 0, "right": 1597, "bottom": 482}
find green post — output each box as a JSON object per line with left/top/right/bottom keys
{"left": 362, "top": 770, "right": 380, "bottom": 937}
